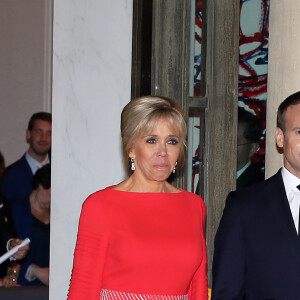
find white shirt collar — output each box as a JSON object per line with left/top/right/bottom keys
{"left": 281, "top": 167, "right": 300, "bottom": 233}
{"left": 281, "top": 167, "right": 300, "bottom": 196}
{"left": 25, "top": 151, "right": 49, "bottom": 175}
{"left": 237, "top": 161, "right": 251, "bottom": 179}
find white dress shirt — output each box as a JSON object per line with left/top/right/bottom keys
{"left": 25, "top": 152, "right": 50, "bottom": 175}
{"left": 237, "top": 161, "right": 251, "bottom": 179}
{"left": 281, "top": 167, "right": 300, "bottom": 233}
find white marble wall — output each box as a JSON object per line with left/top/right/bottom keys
{"left": 266, "top": 0, "right": 300, "bottom": 178}
{"left": 51, "top": 1, "right": 133, "bottom": 299}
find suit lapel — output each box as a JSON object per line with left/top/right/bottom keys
{"left": 269, "top": 171, "right": 300, "bottom": 264}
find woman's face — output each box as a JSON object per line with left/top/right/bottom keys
{"left": 129, "top": 118, "right": 181, "bottom": 183}
{"left": 36, "top": 185, "right": 51, "bottom": 209}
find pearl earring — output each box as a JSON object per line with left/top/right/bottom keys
{"left": 131, "top": 158, "right": 135, "bottom": 171}
{"left": 173, "top": 162, "right": 177, "bottom": 173}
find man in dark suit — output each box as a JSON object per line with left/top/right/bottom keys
{"left": 212, "top": 91, "right": 300, "bottom": 299}
{"left": 236, "top": 108, "right": 264, "bottom": 189}
{"left": 1, "top": 112, "right": 51, "bottom": 225}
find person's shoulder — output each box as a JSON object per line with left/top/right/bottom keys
{"left": 2, "top": 155, "right": 32, "bottom": 189}
{"left": 180, "top": 189, "right": 203, "bottom": 199}
{"left": 78, "top": 188, "right": 114, "bottom": 229}
{"left": 6, "top": 154, "right": 27, "bottom": 168}
{"left": 179, "top": 189, "right": 206, "bottom": 208}
{"left": 4, "top": 155, "right": 29, "bottom": 175}
{"left": 226, "top": 170, "right": 282, "bottom": 206}
{"left": 83, "top": 186, "right": 114, "bottom": 208}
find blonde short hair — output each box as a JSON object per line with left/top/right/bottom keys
{"left": 121, "top": 96, "right": 187, "bottom": 168}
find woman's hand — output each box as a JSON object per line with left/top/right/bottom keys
{"left": 8, "top": 238, "right": 30, "bottom": 260}
{"left": 1, "top": 275, "right": 19, "bottom": 288}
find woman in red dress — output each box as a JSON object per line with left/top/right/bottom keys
{"left": 68, "top": 96, "right": 208, "bottom": 300}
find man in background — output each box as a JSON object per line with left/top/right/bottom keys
{"left": 1, "top": 112, "right": 51, "bottom": 224}
{"left": 237, "top": 108, "right": 264, "bottom": 189}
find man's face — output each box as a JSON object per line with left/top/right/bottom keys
{"left": 26, "top": 119, "right": 52, "bottom": 157}
{"left": 276, "top": 103, "right": 300, "bottom": 178}
{"left": 237, "top": 123, "right": 258, "bottom": 170}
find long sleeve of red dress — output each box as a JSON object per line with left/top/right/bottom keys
{"left": 68, "top": 187, "right": 208, "bottom": 300}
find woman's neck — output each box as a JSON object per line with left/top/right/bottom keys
{"left": 113, "top": 174, "right": 180, "bottom": 193}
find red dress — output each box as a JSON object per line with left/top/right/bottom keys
{"left": 68, "top": 187, "right": 208, "bottom": 300}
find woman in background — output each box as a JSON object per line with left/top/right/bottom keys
{"left": 68, "top": 96, "right": 208, "bottom": 300}
{"left": 10, "top": 163, "right": 51, "bottom": 286}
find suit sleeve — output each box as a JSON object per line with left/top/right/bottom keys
{"left": 0, "top": 202, "right": 12, "bottom": 254}
{"left": 1, "top": 174, "right": 14, "bottom": 203}
{"left": 189, "top": 199, "right": 208, "bottom": 300}
{"left": 67, "top": 195, "right": 109, "bottom": 300}
{"left": 211, "top": 192, "right": 246, "bottom": 300}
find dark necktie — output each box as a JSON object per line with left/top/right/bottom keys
{"left": 298, "top": 184, "right": 300, "bottom": 235}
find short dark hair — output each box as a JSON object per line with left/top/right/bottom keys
{"left": 238, "top": 108, "right": 262, "bottom": 143}
{"left": 32, "top": 163, "right": 51, "bottom": 190}
{"left": 28, "top": 112, "right": 52, "bottom": 131}
{"left": 277, "top": 91, "right": 300, "bottom": 132}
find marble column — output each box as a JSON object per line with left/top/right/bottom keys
{"left": 50, "top": 1, "right": 133, "bottom": 299}
{"left": 266, "top": 1, "right": 300, "bottom": 178}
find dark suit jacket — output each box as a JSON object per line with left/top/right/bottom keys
{"left": 0, "top": 200, "right": 11, "bottom": 254}
{"left": 1, "top": 154, "right": 33, "bottom": 224}
{"left": 237, "top": 161, "right": 264, "bottom": 190}
{"left": 212, "top": 169, "right": 300, "bottom": 300}
{"left": 0, "top": 202, "right": 11, "bottom": 278}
